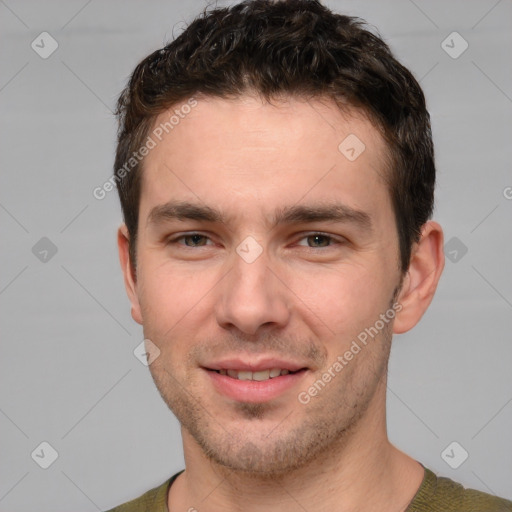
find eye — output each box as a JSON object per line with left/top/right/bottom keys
{"left": 172, "top": 233, "right": 211, "bottom": 247}
{"left": 297, "top": 233, "right": 336, "bottom": 248}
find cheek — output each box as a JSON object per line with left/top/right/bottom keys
{"left": 137, "top": 269, "right": 207, "bottom": 370}
{"left": 287, "top": 263, "right": 392, "bottom": 340}
{"left": 137, "top": 259, "right": 218, "bottom": 333}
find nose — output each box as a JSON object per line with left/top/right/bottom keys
{"left": 214, "top": 249, "right": 291, "bottom": 336}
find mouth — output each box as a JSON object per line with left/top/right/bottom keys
{"left": 203, "top": 363, "right": 309, "bottom": 403}
{"left": 212, "top": 368, "right": 302, "bottom": 381}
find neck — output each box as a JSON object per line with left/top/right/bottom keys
{"left": 169, "top": 381, "right": 424, "bottom": 512}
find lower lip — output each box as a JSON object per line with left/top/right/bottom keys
{"left": 205, "top": 369, "right": 308, "bottom": 403}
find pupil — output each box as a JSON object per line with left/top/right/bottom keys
{"left": 310, "top": 235, "right": 328, "bottom": 247}
{"left": 188, "top": 234, "right": 204, "bottom": 246}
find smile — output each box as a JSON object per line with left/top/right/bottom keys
{"left": 205, "top": 367, "right": 308, "bottom": 402}
{"left": 213, "top": 368, "right": 298, "bottom": 381}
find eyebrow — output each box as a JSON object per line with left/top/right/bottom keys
{"left": 272, "top": 204, "right": 373, "bottom": 232}
{"left": 146, "top": 200, "right": 373, "bottom": 233}
{"left": 147, "top": 201, "right": 223, "bottom": 227}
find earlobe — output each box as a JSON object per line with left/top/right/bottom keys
{"left": 393, "top": 221, "right": 445, "bottom": 334}
{"left": 117, "top": 224, "right": 143, "bottom": 325}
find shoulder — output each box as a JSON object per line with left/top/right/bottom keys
{"left": 104, "top": 474, "right": 179, "bottom": 512}
{"left": 408, "top": 467, "right": 512, "bottom": 512}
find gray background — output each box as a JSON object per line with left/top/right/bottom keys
{"left": 1, "top": 0, "right": 511, "bottom": 510}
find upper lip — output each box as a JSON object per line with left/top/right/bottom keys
{"left": 203, "top": 357, "right": 308, "bottom": 372}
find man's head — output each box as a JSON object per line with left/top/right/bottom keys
{"left": 116, "top": 0, "right": 444, "bottom": 478}
{"left": 115, "top": 0, "right": 436, "bottom": 274}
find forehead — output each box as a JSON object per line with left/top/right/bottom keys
{"left": 139, "top": 95, "right": 392, "bottom": 224}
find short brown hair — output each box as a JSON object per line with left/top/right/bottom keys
{"left": 114, "top": 0, "right": 435, "bottom": 272}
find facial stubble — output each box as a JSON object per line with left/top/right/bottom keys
{"left": 147, "top": 307, "right": 396, "bottom": 479}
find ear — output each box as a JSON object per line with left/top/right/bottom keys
{"left": 117, "top": 224, "right": 143, "bottom": 325}
{"left": 393, "top": 221, "right": 445, "bottom": 334}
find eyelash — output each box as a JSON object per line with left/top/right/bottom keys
{"left": 167, "top": 232, "right": 344, "bottom": 249}
{"left": 296, "top": 232, "right": 343, "bottom": 249}
{"left": 168, "top": 232, "right": 212, "bottom": 247}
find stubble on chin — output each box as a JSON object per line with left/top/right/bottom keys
{"left": 144, "top": 288, "right": 399, "bottom": 479}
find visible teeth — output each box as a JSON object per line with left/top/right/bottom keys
{"left": 252, "top": 370, "right": 270, "bottom": 381}
{"left": 269, "top": 368, "right": 281, "bottom": 378}
{"left": 218, "top": 368, "right": 296, "bottom": 380}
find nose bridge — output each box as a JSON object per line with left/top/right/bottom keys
{"left": 215, "top": 247, "right": 290, "bottom": 335}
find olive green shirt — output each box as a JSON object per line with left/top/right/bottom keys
{"left": 105, "top": 466, "right": 512, "bottom": 511}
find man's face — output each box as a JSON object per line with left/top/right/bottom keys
{"left": 127, "top": 95, "right": 404, "bottom": 475}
